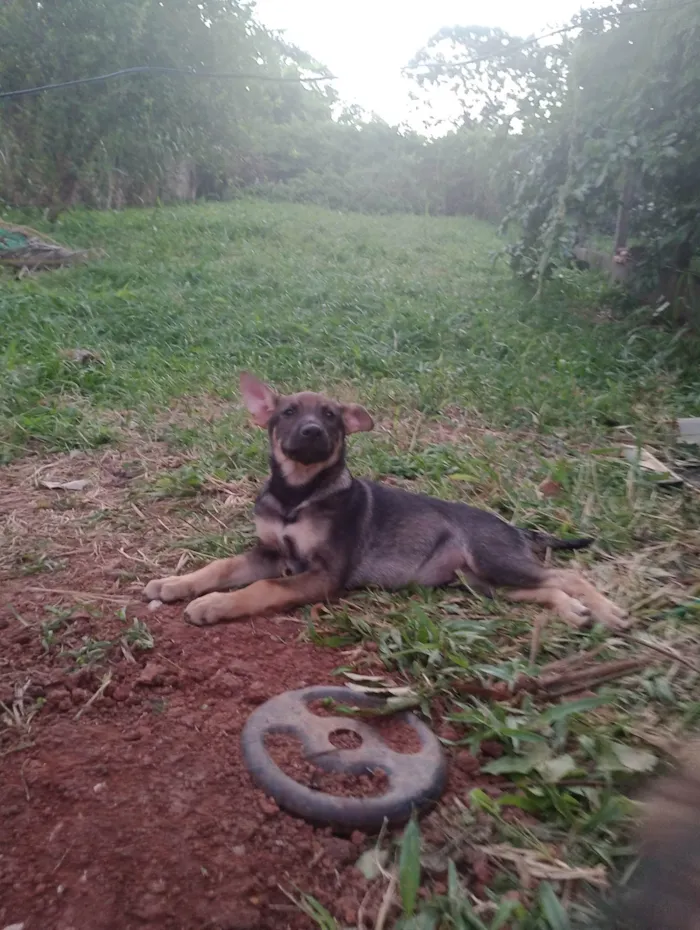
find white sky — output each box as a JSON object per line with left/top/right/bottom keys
{"left": 253, "top": 0, "right": 601, "bottom": 128}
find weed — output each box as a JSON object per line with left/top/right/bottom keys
{"left": 39, "top": 605, "right": 82, "bottom": 652}
{"left": 15, "top": 550, "right": 67, "bottom": 576}
{"left": 286, "top": 892, "right": 339, "bottom": 930}
{"left": 65, "top": 636, "right": 115, "bottom": 667}
{"left": 122, "top": 618, "right": 155, "bottom": 652}
{"left": 149, "top": 464, "right": 207, "bottom": 499}
{"left": 38, "top": 606, "right": 155, "bottom": 669}
{"left": 0, "top": 680, "right": 42, "bottom": 751}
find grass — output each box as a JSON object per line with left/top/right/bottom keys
{"left": 2, "top": 201, "right": 700, "bottom": 463}
{"left": 38, "top": 605, "right": 154, "bottom": 668}
{"left": 1, "top": 199, "right": 700, "bottom": 928}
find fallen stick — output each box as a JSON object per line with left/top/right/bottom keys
{"left": 535, "top": 657, "right": 650, "bottom": 692}
{"left": 627, "top": 634, "right": 700, "bottom": 675}
{"left": 538, "top": 646, "right": 605, "bottom": 676}
{"left": 452, "top": 656, "right": 653, "bottom": 701}
{"left": 74, "top": 671, "right": 112, "bottom": 720}
{"left": 25, "top": 585, "right": 131, "bottom": 603}
{"left": 543, "top": 659, "right": 652, "bottom": 697}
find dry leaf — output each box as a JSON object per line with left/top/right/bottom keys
{"left": 611, "top": 742, "right": 658, "bottom": 773}
{"left": 344, "top": 682, "right": 415, "bottom": 697}
{"left": 678, "top": 417, "right": 700, "bottom": 445}
{"left": 39, "top": 479, "right": 90, "bottom": 491}
{"left": 355, "top": 847, "right": 389, "bottom": 880}
{"left": 478, "top": 844, "right": 608, "bottom": 887}
{"left": 538, "top": 478, "right": 563, "bottom": 498}
{"left": 536, "top": 753, "right": 577, "bottom": 783}
{"left": 619, "top": 445, "right": 683, "bottom": 486}
{"left": 60, "top": 348, "right": 104, "bottom": 365}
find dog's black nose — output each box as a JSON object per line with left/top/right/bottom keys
{"left": 300, "top": 422, "right": 322, "bottom": 439}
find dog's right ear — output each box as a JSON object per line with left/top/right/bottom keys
{"left": 342, "top": 403, "right": 374, "bottom": 434}
{"left": 239, "top": 372, "right": 278, "bottom": 427}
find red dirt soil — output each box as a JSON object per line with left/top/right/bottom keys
{"left": 265, "top": 733, "right": 390, "bottom": 797}
{"left": 0, "top": 591, "right": 494, "bottom": 930}
{"left": 0, "top": 595, "right": 376, "bottom": 930}
{"left": 0, "top": 447, "right": 488, "bottom": 930}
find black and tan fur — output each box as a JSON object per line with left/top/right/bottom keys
{"left": 604, "top": 748, "right": 700, "bottom": 930}
{"left": 143, "top": 373, "right": 629, "bottom": 630}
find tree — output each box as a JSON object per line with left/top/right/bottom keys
{"left": 406, "top": 24, "right": 571, "bottom": 132}
{"left": 500, "top": 0, "right": 700, "bottom": 306}
{"left": 0, "top": 0, "right": 335, "bottom": 206}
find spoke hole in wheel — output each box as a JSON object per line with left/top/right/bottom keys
{"left": 329, "top": 729, "right": 362, "bottom": 750}
{"left": 264, "top": 732, "right": 389, "bottom": 797}
{"left": 308, "top": 700, "right": 421, "bottom": 754}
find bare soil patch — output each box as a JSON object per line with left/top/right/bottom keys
{"left": 0, "top": 443, "right": 482, "bottom": 930}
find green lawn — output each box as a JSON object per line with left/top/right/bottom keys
{"left": 2, "top": 201, "right": 699, "bottom": 454}
{"left": 2, "top": 201, "right": 699, "bottom": 928}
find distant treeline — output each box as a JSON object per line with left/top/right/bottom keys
{"left": 0, "top": 0, "right": 514, "bottom": 220}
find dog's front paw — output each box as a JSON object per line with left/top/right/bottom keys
{"left": 596, "top": 601, "right": 632, "bottom": 631}
{"left": 184, "top": 593, "right": 233, "bottom": 627}
{"left": 561, "top": 597, "right": 593, "bottom": 630}
{"left": 143, "top": 576, "right": 193, "bottom": 603}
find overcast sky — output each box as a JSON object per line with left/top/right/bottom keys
{"left": 253, "top": 0, "right": 604, "bottom": 127}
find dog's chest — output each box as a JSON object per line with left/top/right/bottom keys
{"left": 254, "top": 500, "right": 326, "bottom": 561}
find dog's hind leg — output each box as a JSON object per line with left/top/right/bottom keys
{"left": 460, "top": 537, "right": 590, "bottom": 622}
{"left": 413, "top": 536, "right": 475, "bottom": 587}
{"left": 461, "top": 528, "right": 629, "bottom": 630}
{"left": 543, "top": 568, "right": 630, "bottom": 630}
{"left": 504, "top": 586, "right": 593, "bottom": 629}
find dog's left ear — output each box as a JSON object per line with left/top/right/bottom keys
{"left": 342, "top": 403, "right": 374, "bottom": 434}
{"left": 240, "top": 372, "right": 278, "bottom": 427}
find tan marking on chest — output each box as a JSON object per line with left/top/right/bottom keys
{"left": 254, "top": 513, "right": 328, "bottom": 559}
{"left": 271, "top": 436, "right": 342, "bottom": 488}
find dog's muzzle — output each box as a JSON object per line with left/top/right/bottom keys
{"left": 283, "top": 421, "right": 332, "bottom": 464}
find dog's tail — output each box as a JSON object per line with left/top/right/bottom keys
{"left": 523, "top": 529, "right": 594, "bottom": 553}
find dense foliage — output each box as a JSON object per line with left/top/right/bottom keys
{"left": 499, "top": 0, "right": 700, "bottom": 302}
{"left": 0, "top": 0, "right": 515, "bottom": 218}
{"left": 405, "top": 0, "right": 700, "bottom": 316}
{"left": 0, "top": 0, "right": 335, "bottom": 207}
{"left": 1, "top": 0, "right": 699, "bottom": 314}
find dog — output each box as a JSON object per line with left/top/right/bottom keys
{"left": 143, "top": 373, "right": 629, "bottom": 630}
{"left": 602, "top": 748, "right": 700, "bottom": 930}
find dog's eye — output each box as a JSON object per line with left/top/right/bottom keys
{"left": 282, "top": 406, "right": 296, "bottom": 418}
{"left": 322, "top": 408, "right": 335, "bottom": 420}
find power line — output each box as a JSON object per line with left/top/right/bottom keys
{"left": 0, "top": 65, "right": 336, "bottom": 102}
{"left": 405, "top": 0, "right": 700, "bottom": 73}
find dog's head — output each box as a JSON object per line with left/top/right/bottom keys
{"left": 240, "top": 372, "right": 373, "bottom": 473}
